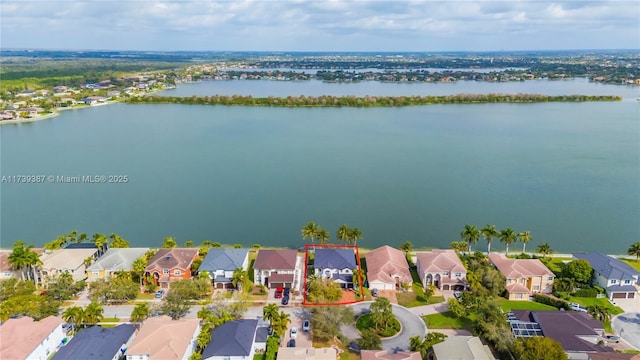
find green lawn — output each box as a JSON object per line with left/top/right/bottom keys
{"left": 101, "top": 317, "right": 120, "bottom": 322}
{"left": 567, "top": 297, "right": 624, "bottom": 315}
{"left": 422, "top": 311, "right": 475, "bottom": 331}
{"left": 397, "top": 267, "right": 446, "bottom": 307}
{"left": 496, "top": 298, "right": 557, "bottom": 311}
{"left": 620, "top": 258, "right": 640, "bottom": 271}
{"left": 540, "top": 257, "right": 572, "bottom": 275}
{"left": 253, "top": 354, "right": 265, "bottom": 360}
{"left": 136, "top": 292, "right": 155, "bottom": 300}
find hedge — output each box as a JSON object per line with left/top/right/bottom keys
{"left": 533, "top": 294, "right": 570, "bottom": 310}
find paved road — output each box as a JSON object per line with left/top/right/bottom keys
{"left": 344, "top": 302, "right": 427, "bottom": 352}
{"left": 612, "top": 313, "right": 640, "bottom": 350}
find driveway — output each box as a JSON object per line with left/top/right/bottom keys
{"left": 612, "top": 312, "right": 640, "bottom": 350}
{"left": 345, "top": 302, "right": 427, "bottom": 352}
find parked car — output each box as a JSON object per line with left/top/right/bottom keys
{"left": 283, "top": 288, "right": 291, "bottom": 297}
{"left": 605, "top": 335, "right": 620, "bottom": 343}
{"left": 453, "top": 291, "right": 463, "bottom": 300}
{"left": 281, "top": 295, "right": 289, "bottom": 305}
{"left": 275, "top": 286, "right": 284, "bottom": 299}
{"left": 371, "top": 288, "right": 378, "bottom": 297}
{"left": 290, "top": 327, "right": 298, "bottom": 339}
{"left": 302, "top": 320, "right": 310, "bottom": 332}
{"left": 155, "top": 290, "right": 165, "bottom": 298}
{"left": 569, "top": 302, "right": 587, "bottom": 312}
{"left": 288, "top": 339, "right": 296, "bottom": 347}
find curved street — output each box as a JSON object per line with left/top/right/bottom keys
{"left": 612, "top": 312, "right": 640, "bottom": 350}
{"left": 344, "top": 302, "right": 428, "bottom": 352}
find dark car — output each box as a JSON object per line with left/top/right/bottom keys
{"left": 288, "top": 339, "right": 296, "bottom": 347}
{"left": 281, "top": 295, "right": 289, "bottom": 305}
{"left": 155, "top": 290, "right": 165, "bottom": 298}
{"left": 371, "top": 288, "right": 378, "bottom": 297}
{"left": 283, "top": 288, "right": 291, "bottom": 297}
{"left": 275, "top": 286, "right": 284, "bottom": 299}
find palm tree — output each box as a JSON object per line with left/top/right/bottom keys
{"left": 62, "top": 306, "right": 84, "bottom": 333}
{"left": 536, "top": 243, "right": 553, "bottom": 258}
{"left": 272, "top": 311, "right": 291, "bottom": 336}
{"left": 8, "top": 241, "right": 30, "bottom": 280}
{"left": 196, "top": 323, "right": 213, "bottom": 351}
{"left": 317, "top": 228, "right": 331, "bottom": 244}
{"left": 499, "top": 227, "right": 517, "bottom": 256}
{"left": 185, "top": 240, "right": 194, "bottom": 247}
{"left": 481, "top": 225, "right": 498, "bottom": 254}
{"left": 337, "top": 224, "right": 350, "bottom": 243}
{"left": 130, "top": 303, "right": 150, "bottom": 328}
{"left": 202, "top": 240, "right": 213, "bottom": 248}
{"left": 162, "top": 237, "right": 177, "bottom": 248}
{"left": 400, "top": 241, "right": 414, "bottom": 254}
{"left": 26, "top": 250, "right": 43, "bottom": 286}
{"left": 231, "top": 268, "right": 248, "bottom": 291}
{"left": 262, "top": 303, "right": 279, "bottom": 326}
{"left": 628, "top": 242, "right": 640, "bottom": 261}
{"left": 348, "top": 227, "right": 363, "bottom": 246}
{"left": 587, "top": 305, "right": 611, "bottom": 322}
{"left": 301, "top": 221, "right": 319, "bottom": 245}
{"left": 83, "top": 301, "right": 104, "bottom": 327}
{"left": 352, "top": 268, "right": 366, "bottom": 287}
{"left": 461, "top": 225, "right": 481, "bottom": 254}
{"left": 518, "top": 231, "right": 533, "bottom": 254}
{"left": 450, "top": 241, "right": 468, "bottom": 254}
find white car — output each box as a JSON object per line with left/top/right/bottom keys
{"left": 290, "top": 327, "right": 298, "bottom": 339}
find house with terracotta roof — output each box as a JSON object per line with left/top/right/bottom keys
{"left": 0, "top": 316, "right": 66, "bottom": 360}
{"left": 144, "top": 248, "right": 199, "bottom": 288}
{"left": 52, "top": 324, "right": 136, "bottom": 360}
{"left": 314, "top": 248, "right": 358, "bottom": 288}
{"left": 125, "top": 316, "right": 200, "bottom": 360}
{"left": 86, "top": 248, "right": 149, "bottom": 282}
{"left": 202, "top": 319, "right": 266, "bottom": 360}
{"left": 489, "top": 253, "right": 554, "bottom": 300}
{"left": 361, "top": 350, "right": 421, "bottom": 360}
{"left": 365, "top": 246, "right": 412, "bottom": 291}
{"left": 0, "top": 251, "right": 17, "bottom": 280}
{"left": 509, "top": 310, "right": 611, "bottom": 359}
{"left": 278, "top": 347, "right": 338, "bottom": 360}
{"left": 431, "top": 336, "right": 495, "bottom": 360}
{"left": 416, "top": 249, "right": 466, "bottom": 291}
{"left": 573, "top": 253, "right": 639, "bottom": 300}
{"left": 38, "top": 248, "right": 99, "bottom": 284}
{"left": 253, "top": 249, "right": 299, "bottom": 289}
{"left": 198, "top": 248, "right": 249, "bottom": 289}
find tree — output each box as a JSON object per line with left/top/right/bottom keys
{"left": 348, "top": 227, "right": 363, "bottom": 246}
{"left": 271, "top": 311, "right": 291, "bottom": 336}
{"left": 513, "top": 336, "right": 568, "bottom": 360}
{"left": 518, "top": 230, "right": 532, "bottom": 253}
{"left": 447, "top": 298, "right": 467, "bottom": 318}
{"left": 162, "top": 237, "right": 178, "bottom": 248}
{"left": 400, "top": 241, "right": 414, "bottom": 254}
{"left": 337, "top": 224, "right": 350, "bottom": 243}
{"left": 130, "top": 303, "right": 150, "bottom": 327}
{"left": 536, "top": 243, "right": 554, "bottom": 258}
{"left": 370, "top": 297, "right": 393, "bottom": 330}
{"left": 161, "top": 292, "right": 190, "bottom": 319}
{"left": 301, "top": 221, "right": 319, "bottom": 244}
{"left": 263, "top": 303, "right": 279, "bottom": 326}
{"left": 410, "top": 333, "right": 447, "bottom": 359}
{"left": 8, "top": 241, "right": 39, "bottom": 281}
{"left": 628, "top": 242, "right": 640, "bottom": 261}
{"left": 109, "top": 233, "right": 130, "bottom": 248}
{"left": 481, "top": 225, "right": 498, "bottom": 254}
{"left": 83, "top": 301, "right": 104, "bottom": 327}
{"left": 317, "top": 228, "right": 331, "bottom": 244}
{"left": 232, "top": 268, "right": 249, "bottom": 291}
{"left": 587, "top": 304, "right": 611, "bottom": 322}
{"left": 352, "top": 268, "right": 366, "bottom": 287}
{"left": 461, "top": 225, "right": 480, "bottom": 254}
{"left": 450, "top": 241, "right": 467, "bottom": 254}
{"left": 562, "top": 259, "right": 593, "bottom": 285}
{"left": 185, "top": 240, "right": 194, "bottom": 247}
{"left": 499, "top": 227, "right": 517, "bottom": 255}
{"left": 62, "top": 306, "right": 84, "bottom": 333}
{"left": 309, "top": 306, "right": 355, "bottom": 342}
{"left": 473, "top": 300, "right": 514, "bottom": 353}
{"left": 46, "top": 272, "right": 81, "bottom": 301}
{"left": 358, "top": 328, "right": 382, "bottom": 350}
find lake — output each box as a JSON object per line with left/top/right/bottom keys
{"left": 1, "top": 79, "right": 638, "bottom": 253}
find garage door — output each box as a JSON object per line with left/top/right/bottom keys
{"left": 612, "top": 293, "right": 626, "bottom": 299}
{"left": 627, "top": 292, "right": 635, "bottom": 299}
{"left": 269, "top": 282, "right": 291, "bottom": 289}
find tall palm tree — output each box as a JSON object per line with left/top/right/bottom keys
{"left": 461, "top": 225, "right": 480, "bottom": 254}
{"left": 26, "top": 250, "right": 43, "bottom": 286}
{"left": 352, "top": 268, "right": 366, "bottom": 287}
{"left": 481, "top": 225, "right": 498, "bottom": 254}
{"left": 262, "top": 303, "right": 279, "bottom": 326}
{"left": 536, "top": 243, "right": 553, "bottom": 258}
{"left": 8, "top": 241, "right": 30, "bottom": 280}
{"left": 83, "top": 301, "right": 104, "bottom": 327}
{"left": 498, "top": 227, "right": 517, "bottom": 256}
{"left": 348, "top": 227, "right": 363, "bottom": 246}
{"left": 337, "top": 224, "right": 350, "bottom": 243}
{"left": 301, "top": 221, "right": 319, "bottom": 245}
{"left": 62, "top": 306, "right": 84, "bottom": 333}
{"left": 628, "top": 242, "right": 640, "bottom": 261}
{"left": 231, "top": 268, "right": 247, "bottom": 291}
{"left": 130, "top": 303, "right": 150, "bottom": 328}
{"left": 400, "top": 241, "right": 414, "bottom": 254}
{"left": 317, "top": 228, "right": 331, "bottom": 244}
{"left": 272, "top": 311, "right": 291, "bottom": 336}
{"left": 196, "top": 323, "right": 213, "bottom": 351}
{"left": 518, "top": 231, "right": 533, "bottom": 254}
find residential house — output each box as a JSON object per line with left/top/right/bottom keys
{"left": 0, "top": 251, "right": 16, "bottom": 279}
{"left": 416, "top": 249, "right": 466, "bottom": 291}
{"left": 126, "top": 316, "right": 200, "bottom": 360}
{"left": 53, "top": 324, "right": 136, "bottom": 360}
{"left": 588, "top": 353, "right": 640, "bottom": 360}
{"left": 0, "top": 316, "right": 66, "bottom": 360}
{"left": 17, "top": 106, "right": 44, "bottom": 118}
{"left": 431, "top": 336, "right": 495, "bottom": 360}
{"left": 86, "top": 248, "right": 149, "bottom": 282}
{"left": 314, "top": 248, "right": 358, "bottom": 288}
{"left": 277, "top": 347, "right": 338, "bottom": 360}
{"left": 573, "top": 253, "right": 639, "bottom": 300}
{"left": 0, "top": 110, "right": 16, "bottom": 120}
{"left": 198, "top": 248, "right": 249, "bottom": 289}
{"left": 509, "top": 310, "right": 611, "bottom": 359}
{"left": 107, "top": 90, "right": 121, "bottom": 98}
{"left": 202, "top": 319, "right": 264, "bottom": 360}
{"left": 365, "top": 245, "right": 412, "bottom": 291}
{"left": 144, "top": 248, "right": 199, "bottom": 288}
{"left": 82, "top": 96, "right": 108, "bottom": 105}
{"left": 489, "top": 253, "right": 554, "bottom": 300}
{"left": 39, "top": 248, "right": 99, "bottom": 284}
{"left": 253, "top": 249, "right": 298, "bottom": 289}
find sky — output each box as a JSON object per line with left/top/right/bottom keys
{"left": 1, "top": 1, "right": 639, "bottom": 52}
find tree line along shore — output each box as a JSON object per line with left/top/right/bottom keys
{"left": 125, "top": 93, "right": 622, "bottom": 107}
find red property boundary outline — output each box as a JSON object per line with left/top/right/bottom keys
{"left": 302, "top": 244, "right": 365, "bottom": 306}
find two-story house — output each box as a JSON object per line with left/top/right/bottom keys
{"left": 416, "top": 249, "right": 466, "bottom": 291}
{"left": 202, "top": 319, "right": 267, "bottom": 360}
{"left": 0, "top": 251, "right": 17, "bottom": 280}
{"left": 365, "top": 245, "right": 412, "bottom": 291}
{"left": 0, "top": 316, "right": 66, "bottom": 360}
{"left": 144, "top": 248, "right": 199, "bottom": 288}
{"left": 86, "top": 248, "right": 149, "bottom": 282}
{"left": 126, "top": 316, "right": 200, "bottom": 360}
{"left": 198, "top": 248, "right": 249, "bottom": 289}
{"left": 314, "top": 248, "right": 358, "bottom": 288}
{"left": 489, "top": 253, "right": 554, "bottom": 300}
{"left": 573, "top": 253, "right": 639, "bottom": 300}
{"left": 253, "top": 249, "right": 298, "bottom": 289}
{"left": 38, "top": 248, "right": 99, "bottom": 285}
{"left": 53, "top": 324, "right": 136, "bottom": 360}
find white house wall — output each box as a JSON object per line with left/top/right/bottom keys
{"left": 27, "top": 323, "right": 65, "bottom": 360}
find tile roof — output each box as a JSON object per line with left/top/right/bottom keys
{"left": 41, "top": 249, "right": 98, "bottom": 270}
{"left": 361, "top": 350, "right": 422, "bottom": 360}
{"left": 488, "top": 253, "right": 553, "bottom": 279}
{"left": 269, "top": 273, "right": 294, "bottom": 283}
{"left": 431, "top": 336, "right": 495, "bottom": 360}
{"left": 314, "top": 248, "right": 357, "bottom": 270}
{"left": 86, "top": 248, "right": 149, "bottom": 272}
{"left": 589, "top": 353, "right": 640, "bottom": 360}
{"left": 416, "top": 249, "right": 466, "bottom": 274}
{"left": 0, "top": 316, "right": 63, "bottom": 359}
{"left": 277, "top": 347, "right": 338, "bottom": 360}
{"left": 0, "top": 252, "right": 10, "bottom": 272}
{"left": 202, "top": 319, "right": 258, "bottom": 357}
{"left": 573, "top": 253, "right": 639, "bottom": 280}
{"left": 254, "top": 250, "right": 297, "bottom": 270}
{"left": 52, "top": 324, "right": 135, "bottom": 360}
{"left": 126, "top": 316, "right": 200, "bottom": 359}
{"left": 198, "top": 248, "right": 249, "bottom": 272}
{"left": 145, "top": 248, "right": 198, "bottom": 272}
{"left": 506, "top": 283, "right": 531, "bottom": 294}
{"left": 65, "top": 243, "right": 99, "bottom": 249}
{"left": 365, "top": 246, "right": 412, "bottom": 285}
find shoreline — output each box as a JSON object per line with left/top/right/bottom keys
{"left": 0, "top": 101, "right": 117, "bottom": 125}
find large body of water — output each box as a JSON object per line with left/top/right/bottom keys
{"left": 1, "top": 79, "right": 638, "bottom": 253}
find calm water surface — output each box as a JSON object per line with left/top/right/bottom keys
{"left": 1, "top": 81, "right": 638, "bottom": 253}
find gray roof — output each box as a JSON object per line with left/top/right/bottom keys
{"left": 65, "top": 243, "right": 98, "bottom": 249}
{"left": 52, "top": 324, "right": 135, "bottom": 360}
{"left": 608, "top": 285, "right": 637, "bottom": 292}
{"left": 199, "top": 248, "right": 249, "bottom": 273}
{"left": 314, "top": 248, "right": 357, "bottom": 270}
{"left": 255, "top": 326, "right": 269, "bottom": 343}
{"left": 202, "top": 319, "right": 258, "bottom": 357}
{"left": 573, "top": 253, "right": 639, "bottom": 280}
{"left": 87, "top": 248, "right": 149, "bottom": 272}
